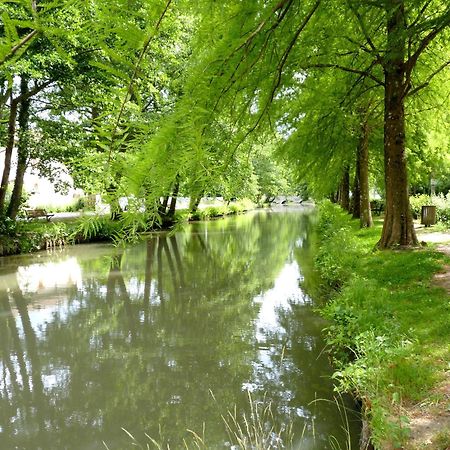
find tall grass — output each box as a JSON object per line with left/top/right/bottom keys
{"left": 106, "top": 391, "right": 356, "bottom": 450}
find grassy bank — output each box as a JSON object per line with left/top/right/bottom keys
{"left": 314, "top": 201, "right": 449, "bottom": 449}
{"left": 0, "top": 200, "right": 256, "bottom": 257}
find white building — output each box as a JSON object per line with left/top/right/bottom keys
{"left": 0, "top": 148, "right": 83, "bottom": 210}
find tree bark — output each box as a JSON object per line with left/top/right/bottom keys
{"left": 351, "top": 165, "right": 361, "bottom": 219}
{"left": 0, "top": 96, "right": 19, "bottom": 212}
{"left": 159, "top": 195, "right": 169, "bottom": 215}
{"left": 338, "top": 166, "right": 350, "bottom": 212}
{"left": 358, "top": 116, "right": 373, "bottom": 228}
{"left": 168, "top": 179, "right": 180, "bottom": 217}
{"left": 189, "top": 194, "right": 202, "bottom": 213}
{"left": 379, "top": 0, "right": 417, "bottom": 248}
{"left": 106, "top": 183, "right": 122, "bottom": 220}
{"left": 7, "top": 77, "right": 31, "bottom": 219}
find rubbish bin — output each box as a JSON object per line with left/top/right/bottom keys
{"left": 421, "top": 205, "right": 437, "bottom": 227}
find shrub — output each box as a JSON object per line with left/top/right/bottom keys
{"left": 71, "top": 215, "right": 121, "bottom": 241}
{"left": 0, "top": 216, "right": 20, "bottom": 236}
{"left": 314, "top": 200, "right": 363, "bottom": 288}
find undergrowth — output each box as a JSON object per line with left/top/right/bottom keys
{"left": 189, "top": 199, "right": 255, "bottom": 221}
{"left": 1, "top": 200, "right": 256, "bottom": 256}
{"left": 315, "top": 200, "right": 449, "bottom": 449}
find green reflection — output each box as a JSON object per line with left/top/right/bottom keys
{"left": 0, "top": 208, "right": 359, "bottom": 449}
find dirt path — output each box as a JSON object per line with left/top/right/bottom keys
{"left": 404, "top": 228, "right": 450, "bottom": 449}
{"left": 416, "top": 227, "right": 450, "bottom": 294}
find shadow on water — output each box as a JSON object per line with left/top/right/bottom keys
{"left": 0, "top": 208, "right": 360, "bottom": 449}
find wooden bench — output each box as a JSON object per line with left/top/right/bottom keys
{"left": 24, "top": 208, "right": 54, "bottom": 222}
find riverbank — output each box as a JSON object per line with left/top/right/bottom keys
{"left": 314, "top": 201, "right": 449, "bottom": 449}
{"left": 0, "top": 200, "right": 258, "bottom": 257}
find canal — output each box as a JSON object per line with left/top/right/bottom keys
{"left": 0, "top": 207, "right": 359, "bottom": 449}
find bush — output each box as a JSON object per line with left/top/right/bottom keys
{"left": 188, "top": 199, "right": 255, "bottom": 221}
{"left": 71, "top": 215, "right": 121, "bottom": 241}
{"left": 0, "top": 216, "right": 20, "bottom": 236}
{"left": 314, "top": 200, "right": 363, "bottom": 288}
{"left": 409, "top": 194, "right": 431, "bottom": 219}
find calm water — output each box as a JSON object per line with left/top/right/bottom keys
{"left": 0, "top": 208, "right": 359, "bottom": 449}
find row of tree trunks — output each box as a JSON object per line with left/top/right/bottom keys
{"left": 158, "top": 175, "right": 180, "bottom": 219}
{"left": 0, "top": 76, "right": 51, "bottom": 219}
{"left": 337, "top": 116, "right": 372, "bottom": 229}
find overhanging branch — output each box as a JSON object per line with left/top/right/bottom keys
{"left": 405, "top": 9, "right": 450, "bottom": 76}
{"left": 108, "top": 0, "right": 173, "bottom": 163}
{"left": 406, "top": 59, "right": 450, "bottom": 97}
{"left": 346, "top": 0, "right": 383, "bottom": 66}
{"left": 0, "top": 30, "right": 39, "bottom": 67}
{"left": 302, "top": 63, "right": 385, "bottom": 86}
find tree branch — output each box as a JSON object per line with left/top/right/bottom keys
{"left": 231, "top": 0, "right": 322, "bottom": 155}
{"left": 406, "top": 59, "right": 450, "bottom": 97}
{"left": 408, "top": 0, "right": 433, "bottom": 31}
{"left": 211, "top": 0, "right": 295, "bottom": 116}
{"left": 268, "top": 0, "right": 322, "bottom": 105}
{"left": 303, "top": 63, "right": 385, "bottom": 86}
{"left": 346, "top": 0, "right": 383, "bottom": 65}
{"left": 11, "top": 79, "right": 54, "bottom": 107}
{"left": 233, "top": 0, "right": 293, "bottom": 56}
{"left": 0, "top": 30, "right": 39, "bottom": 67}
{"left": 406, "top": 9, "right": 450, "bottom": 74}
{"left": 108, "top": 0, "right": 173, "bottom": 163}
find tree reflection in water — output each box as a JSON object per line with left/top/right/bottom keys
{"left": 0, "top": 209, "right": 359, "bottom": 449}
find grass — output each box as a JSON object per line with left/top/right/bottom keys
{"left": 106, "top": 392, "right": 356, "bottom": 450}
{"left": 189, "top": 199, "right": 255, "bottom": 221}
{"left": 315, "top": 201, "right": 450, "bottom": 449}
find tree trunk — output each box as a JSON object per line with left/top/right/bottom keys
{"left": 189, "top": 193, "right": 202, "bottom": 213}
{"left": 379, "top": 0, "right": 417, "bottom": 248}
{"left": 329, "top": 191, "right": 338, "bottom": 203}
{"left": 0, "top": 96, "right": 19, "bottom": 212}
{"left": 7, "top": 77, "right": 30, "bottom": 219}
{"left": 358, "top": 117, "right": 373, "bottom": 228}
{"left": 338, "top": 167, "right": 350, "bottom": 212}
{"left": 106, "top": 183, "right": 122, "bottom": 220}
{"left": 168, "top": 179, "right": 180, "bottom": 217}
{"left": 159, "top": 195, "right": 169, "bottom": 215}
{"left": 351, "top": 165, "right": 360, "bottom": 219}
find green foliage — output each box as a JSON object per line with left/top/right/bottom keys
{"left": 72, "top": 214, "right": 121, "bottom": 242}
{"left": 0, "top": 220, "right": 74, "bottom": 255}
{"left": 314, "top": 201, "right": 363, "bottom": 288}
{"left": 189, "top": 200, "right": 255, "bottom": 221}
{"left": 0, "top": 215, "right": 19, "bottom": 236}
{"left": 315, "top": 201, "right": 449, "bottom": 448}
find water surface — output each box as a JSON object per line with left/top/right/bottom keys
{"left": 0, "top": 208, "right": 359, "bottom": 449}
